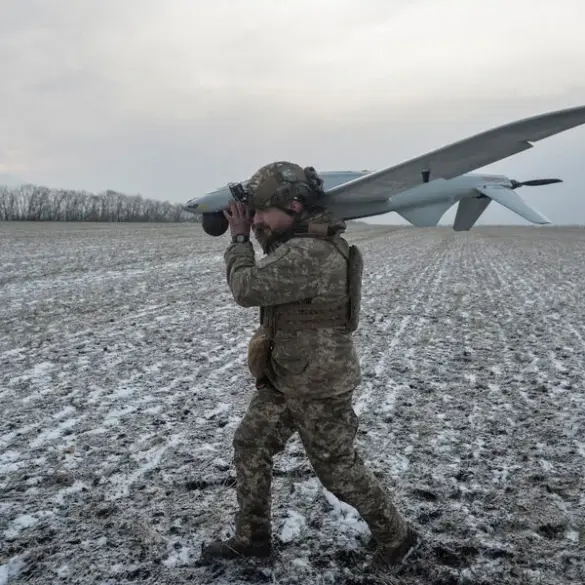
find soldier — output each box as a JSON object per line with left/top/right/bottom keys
{"left": 200, "top": 162, "right": 418, "bottom": 569}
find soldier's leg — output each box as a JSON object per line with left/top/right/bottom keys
{"left": 232, "top": 383, "right": 295, "bottom": 542}
{"left": 288, "top": 393, "right": 414, "bottom": 555}
{"left": 201, "top": 383, "right": 295, "bottom": 561}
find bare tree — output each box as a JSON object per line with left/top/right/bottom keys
{"left": 0, "top": 183, "right": 199, "bottom": 223}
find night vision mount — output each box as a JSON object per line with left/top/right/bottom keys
{"left": 228, "top": 182, "right": 251, "bottom": 205}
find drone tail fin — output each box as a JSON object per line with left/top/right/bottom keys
{"left": 453, "top": 197, "right": 492, "bottom": 231}
{"left": 474, "top": 185, "right": 551, "bottom": 225}
{"left": 394, "top": 201, "right": 453, "bottom": 227}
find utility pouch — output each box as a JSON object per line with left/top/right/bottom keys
{"left": 247, "top": 326, "right": 273, "bottom": 379}
{"left": 346, "top": 244, "right": 363, "bottom": 332}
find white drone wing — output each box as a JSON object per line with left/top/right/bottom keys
{"left": 322, "top": 104, "right": 585, "bottom": 204}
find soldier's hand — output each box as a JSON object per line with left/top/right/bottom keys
{"left": 223, "top": 201, "right": 252, "bottom": 236}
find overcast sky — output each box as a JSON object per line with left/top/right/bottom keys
{"left": 1, "top": 0, "right": 585, "bottom": 225}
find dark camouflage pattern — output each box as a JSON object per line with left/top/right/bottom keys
{"left": 224, "top": 210, "right": 360, "bottom": 398}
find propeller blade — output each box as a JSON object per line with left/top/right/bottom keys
{"left": 512, "top": 178, "right": 563, "bottom": 187}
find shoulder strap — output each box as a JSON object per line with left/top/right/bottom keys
{"left": 291, "top": 224, "right": 350, "bottom": 261}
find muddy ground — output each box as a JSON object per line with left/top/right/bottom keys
{"left": 1, "top": 222, "right": 584, "bottom": 584}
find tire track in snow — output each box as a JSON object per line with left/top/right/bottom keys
{"left": 361, "top": 232, "right": 480, "bottom": 481}
{"left": 454, "top": 230, "right": 585, "bottom": 544}
{"left": 353, "top": 230, "right": 454, "bottom": 417}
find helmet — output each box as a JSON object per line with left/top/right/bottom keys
{"left": 245, "top": 161, "right": 324, "bottom": 212}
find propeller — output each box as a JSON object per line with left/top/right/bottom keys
{"left": 510, "top": 178, "right": 563, "bottom": 188}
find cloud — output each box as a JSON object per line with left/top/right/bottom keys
{"left": 1, "top": 0, "right": 584, "bottom": 223}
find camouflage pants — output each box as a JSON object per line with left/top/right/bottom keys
{"left": 231, "top": 383, "right": 408, "bottom": 547}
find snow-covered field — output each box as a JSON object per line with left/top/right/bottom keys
{"left": 1, "top": 221, "right": 584, "bottom": 585}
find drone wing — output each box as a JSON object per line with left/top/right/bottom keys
{"left": 322, "top": 104, "right": 585, "bottom": 204}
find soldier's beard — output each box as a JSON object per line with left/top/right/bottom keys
{"left": 253, "top": 223, "right": 289, "bottom": 253}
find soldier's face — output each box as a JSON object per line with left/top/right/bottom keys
{"left": 252, "top": 208, "right": 293, "bottom": 232}
{"left": 252, "top": 205, "right": 299, "bottom": 251}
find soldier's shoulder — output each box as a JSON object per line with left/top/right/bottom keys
{"left": 283, "top": 237, "right": 347, "bottom": 272}
{"left": 287, "top": 235, "right": 345, "bottom": 255}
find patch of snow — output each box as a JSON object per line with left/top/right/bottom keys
{"left": 0, "top": 555, "right": 27, "bottom": 585}
{"left": 279, "top": 509, "right": 307, "bottom": 543}
{"left": 3, "top": 514, "right": 39, "bottom": 539}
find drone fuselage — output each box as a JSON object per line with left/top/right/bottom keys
{"left": 186, "top": 171, "right": 516, "bottom": 235}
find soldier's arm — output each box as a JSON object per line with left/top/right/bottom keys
{"left": 224, "top": 239, "right": 321, "bottom": 307}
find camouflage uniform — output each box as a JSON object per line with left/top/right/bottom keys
{"left": 201, "top": 162, "right": 417, "bottom": 566}
{"left": 226, "top": 209, "right": 361, "bottom": 399}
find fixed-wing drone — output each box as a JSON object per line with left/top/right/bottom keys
{"left": 184, "top": 105, "right": 585, "bottom": 235}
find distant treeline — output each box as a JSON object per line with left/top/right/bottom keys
{"left": 0, "top": 184, "right": 199, "bottom": 222}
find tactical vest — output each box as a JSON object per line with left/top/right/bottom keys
{"left": 259, "top": 223, "right": 363, "bottom": 334}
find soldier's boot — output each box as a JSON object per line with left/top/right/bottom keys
{"left": 200, "top": 513, "right": 272, "bottom": 563}
{"left": 200, "top": 535, "right": 272, "bottom": 562}
{"left": 371, "top": 524, "right": 420, "bottom": 569}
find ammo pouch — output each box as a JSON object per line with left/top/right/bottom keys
{"left": 247, "top": 326, "right": 273, "bottom": 379}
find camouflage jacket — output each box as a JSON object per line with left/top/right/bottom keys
{"left": 224, "top": 211, "right": 361, "bottom": 398}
